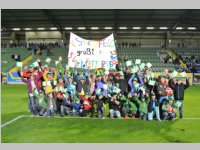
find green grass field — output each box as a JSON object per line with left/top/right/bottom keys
{"left": 1, "top": 85, "right": 200, "bottom": 143}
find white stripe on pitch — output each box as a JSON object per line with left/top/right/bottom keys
{"left": 1, "top": 115, "right": 25, "bottom": 128}
{"left": 1, "top": 115, "right": 200, "bottom": 128}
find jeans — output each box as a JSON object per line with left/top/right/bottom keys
{"left": 38, "top": 108, "right": 47, "bottom": 116}
{"left": 148, "top": 107, "right": 161, "bottom": 121}
{"left": 162, "top": 111, "right": 175, "bottom": 120}
{"left": 56, "top": 99, "right": 65, "bottom": 116}
{"left": 122, "top": 107, "right": 136, "bottom": 117}
{"left": 29, "top": 95, "right": 38, "bottom": 115}
{"left": 47, "top": 93, "right": 56, "bottom": 116}
{"left": 140, "top": 112, "right": 147, "bottom": 120}
{"left": 175, "top": 100, "right": 183, "bottom": 118}
{"left": 109, "top": 109, "right": 121, "bottom": 118}
{"left": 72, "top": 109, "right": 83, "bottom": 116}
{"left": 97, "top": 107, "right": 105, "bottom": 118}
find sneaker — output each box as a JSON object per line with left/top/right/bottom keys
{"left": 131, "top": 116, "right": 136, "bottom": 120}
{"left": 124, "top": 116, "right": 128, "bottom": 119}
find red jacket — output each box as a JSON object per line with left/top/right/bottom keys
{"left": 81, "top": 96, "right": 92, "bottom": 110}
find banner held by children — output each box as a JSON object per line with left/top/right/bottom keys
{"left": 68, "top": 32, "right": 118, "bottom": 70}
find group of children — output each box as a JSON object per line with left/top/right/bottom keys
{"left": 19, "top": 57, "right": 190, "bottom": 121}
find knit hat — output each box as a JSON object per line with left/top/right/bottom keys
{"left": 151, "top": 93, "right": 156, "bottom": 96}
{"left": 98, "top": 93, "right": 103, "bottom": 97}
{"left": 29, "top": 64, "right": 34, "bottom": 68}
{"left": 73, "top": 96, "right": 80, "bottom": 101}
{"left": 85, "top": 93, "right": 90, "bottom": 96}
{"left": 80, "top": 77, "right": 85, "bottom": 80}
{"left": 68, "top": 76, "right": 73, "bottom": 79}
{"left": 58, "top": 76, "right": 63, "bottom": 80}
{"left": 133, "top": 78, "right": 138, "bottom": 81}
{"left": 140, "top": 94, "right": 145, "bottom": 99}
{"left": 168, "top": 96, "right": 174, "bottom": 101}
{"left": 48, "top": 72, "right": 53, "bottom": 75}
{"left": 39, "top": 90, "right": 44, "bottom": 94}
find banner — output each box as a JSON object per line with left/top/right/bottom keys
{"left": 68, "top": 32, "right": 118, "bottom": 69}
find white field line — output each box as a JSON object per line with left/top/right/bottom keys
{"left": 1, "top": 115, "right": 200, "bottom": 128}
{"left": 1, "top": 115, "right": 25, "bottom": 128}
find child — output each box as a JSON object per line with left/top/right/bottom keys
{"left": 71, "top": 98, "right": 83, "bottom": 116}
{"left": 133, "top": 93, "right": 150, "bottom": 120}
{"left": 162, "top": 96, "right": 177, "bottom": 121}
{"left": 54, "top": 77, "right": 66, "bottom": 117}
{"left": 128, "top": 74, "right": 144, "bottom": 95}
{"left": 33, "top": 89, "right": 47, "bottom": 116}
{"left": 96, "top": 93, "right": 106, "bottom": 119}
{"left": 148, "top": 93, "right": 161, "bottom": 121}
{"left": 81, "top": 93, "right": 94, "bottom": 118}
{"left": 43, "top": 69, "right": 57, "bottom": 116}
{"left": 21, "top": 73, "right": 42, "bottom": 115}
{"left": 109, "top": 93, "right": 121, "bottom": 118}
{"left": 121, "top": 94, "right": 137, "bottom": 119}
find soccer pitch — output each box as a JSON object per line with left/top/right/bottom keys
{"left": 1, "top": 85, "right": 200, "bottom": 143}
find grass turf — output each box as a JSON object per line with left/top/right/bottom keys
{"left": 1, "top": 84, "right": 200, "bottom": 143}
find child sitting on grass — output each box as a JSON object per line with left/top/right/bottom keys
{"left": 80, "top": 93, "right": 95, "bottom": 118}
{"left": 121, "top": 93, "right": 137, "bottom": 119}
{"left": 162, "top": 96, "right": 177, "bottom": 121}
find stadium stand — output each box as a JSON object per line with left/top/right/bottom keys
{"left": 1, "top": 48, "right": 32, "bottom": 73}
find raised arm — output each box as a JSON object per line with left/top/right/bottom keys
{"left": 128, "top": 76, "right": 134, "bottom": 92}
{"left": 43, "top": 71, "right": 48, "bottom": 82}
{"left": 21, "top": 75, "right": 28, "bottom": 84}
{"left": 169, "top": 78, "right": 175, "bottom": 90}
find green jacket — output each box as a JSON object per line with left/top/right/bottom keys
{"left": 33, "top": 91, "right": 47, "bottom": 109}
{"left": 133, "top": 96, "right": 149, "bottom": 114}
{"left": 162, "top": 101, "right": 177, "bottom": 113}
{"left": 129, "top": 101, "right": 138, "bottom": 111}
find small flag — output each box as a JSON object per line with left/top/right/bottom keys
{"left": 55, "top": 60, "right": 59, "bottom": 66}
{"left": 126, "top": 60, "right": 132, "bottom": 67}
{"left": 140, "top": 63, "right": 146, "bottom": 70}
{"left": 148, "top": 80, "right": 156, "bottom": 86}
{"left": 16, "top": 62, "right": 23, "bottom": 67}
{"left": 135, "top": 59, "right": 141, "bottom": 64}
{"left": 119, "top": 71, "right": 124, "bottom": 76}
{"left": 146, "top": 62, "right": 152, "bottom": 68}
{"left": 54, "top": 80, "right": 57, "bottom": 85}
{"left": 42, "top": 81, "right": 47, "bottom": 86}
{"left": 66, "top": 64, "right": 70, "bottom": 70}
{"left": 150, "top": 72, "right": 155, "bottom": 78}
{"left": 32, "top": 61, "right": 39, "bottom": 67}
{"left": 180, "top": 71, "right": 186, "bottom": 77}
{"left": 172, "top": 70, "right": 178, "bottom": 77}
{"left": 45, "top": 58, "right": 51, "bottom": 64}
{"left": 105, "top": 70, "right": 109, "bottom": 75}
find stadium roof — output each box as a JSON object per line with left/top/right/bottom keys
{"left": 2, "top": 9, "right": 200, "bottom": 39}
{"left": 2, "top": 9, "right": 200, "bottom": 30}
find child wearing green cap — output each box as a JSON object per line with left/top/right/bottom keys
{"left": 121, "top": 94, "right": 137, "bottom": 119}
{"left": 132, "top": 93, "right": 150, "bottom": 120}
{"left": 162, "top": 96, "right": 177, "bottom": 121}
{"left": 33, "top": 89, "right": 47, "bottom": 116}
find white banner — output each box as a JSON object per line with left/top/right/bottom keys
{"left": 68, "top": 32, "right": 118, "bottom": 69}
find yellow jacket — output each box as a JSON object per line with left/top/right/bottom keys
{"left": 43, "top": 71, "right": 57, "bottom": 93}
